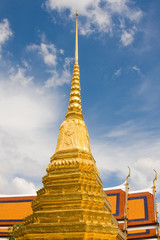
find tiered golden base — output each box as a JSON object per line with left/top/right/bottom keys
{"left": 15, "top": 150, "right": 124, "bottom": 240}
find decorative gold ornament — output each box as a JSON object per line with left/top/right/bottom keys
{"left": 153, "top": 169, "right": 159, "bottom": 239}
{"left": 124, "top": 167, "right": 130, "bottom": 240}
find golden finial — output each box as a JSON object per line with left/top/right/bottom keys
{"left": 76, "top": 9, "right": 78, "bottom": 16}
{"left": 65, "top": 10, "right": 83, "bottom": 119}
{"left": 152, "top": 169, "right": 159, "bottom": 239}
{"left": 124, "top": 167, "right": 131, "bottom": 240}
{"left": 126, "top": 166, "right": 131, "bottom": 185}
{"left": 153, "top": 169, "right": 157, "bottom": 188}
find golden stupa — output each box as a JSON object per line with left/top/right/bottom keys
{"left": 15, "top": 11, "right": 125, "bottom": 240}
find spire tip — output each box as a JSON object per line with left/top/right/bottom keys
{"left": 65, "top": 8, "right": 83, "bottom": 119}
{"left": 153, "top": 169, "right": 157, "bottom": 188}
{"left": 76, "top": 10, "right": 78, "bottom": 17}
{"left": 75, "top": 9, "right": 78, "bottom": 64}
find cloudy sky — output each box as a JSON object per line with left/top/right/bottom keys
{"left": 0, "top": 0, "right": 160, "bottom": 207}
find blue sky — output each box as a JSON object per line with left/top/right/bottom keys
{"left": 0, "top": 0, "right": 160, "bottom": 207}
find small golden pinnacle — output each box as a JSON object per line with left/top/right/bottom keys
{"left": 76, "top": 10, "right": 78, "bottom": 17}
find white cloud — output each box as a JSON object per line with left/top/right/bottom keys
{"left": 0, "top": 70, "right": 65, "bottom": 194}
{"left": 9, "top": 66, "right": 34, "bottom": 86}
{"left": 105, "top": 121, "right": 139, "bottom": 138}
{"left": 45, "top": 57, "right": 72, "bottom": 87}
{"left": 59, "top": 49, "right": 64, "bottom": 54}
{"left": 12, "top": 177, "right": 36, "bottom": 194}
{"left": 121, "top": 28, "right": 135, "bottom": 46}
{"left": 0, "top": 76, "right": 60, "bottom": 129}
{"left": 28, "top": 43, "right": 57, "bottom": 66}
{"left": 90, "top": 121, "right": 160, "bottom": 193}
{"left": 106, "top": 0, "right": 142, "bottom": 22}
{"left": 132, "top": 65, "right": 140, "bottom": 73}
{"left": 0, "top": 19, "right": 13, "bottom": 56}
{"left": 28, "top": 41, "right": 72, "bottom": 87}
{"left": 114, "top": 68, "right": 121, "bottom": 77}
{"left": 45, "top": 0, "right": 142, "bottom": 45}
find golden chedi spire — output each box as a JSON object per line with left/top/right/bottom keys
{"left": 53, "top": 10, "right": 91, "bottom": 159}
{"left": 66, "top": 10, "right": 83, "bottom": 119}
{"left": 15, "top": 11, "right": 125, "bottom": 240}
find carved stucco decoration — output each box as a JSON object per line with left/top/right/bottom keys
{"left": 55, "top": 118, "right": 91, "bottom": 154}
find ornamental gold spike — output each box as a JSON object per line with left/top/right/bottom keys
{"left": 153, "top": 169, "right": 159, "bottom": 239}
{"left": 153, "top": 169, "right": 157, "bottom": 188}
{"left": 124, "top": 167, "right": 131, "bottom": 240}
{"left": 65, "top": 10, "right": 83, "bottom": 119}
{"left": 126, "top": 166, "right": 131, "bottom": 185}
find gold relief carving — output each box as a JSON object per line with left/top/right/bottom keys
{"left": 55, "top": 118, "right": 91, "bottom": 155}
{"left": 63, "top": 120, "right": 75, "bottom": 146}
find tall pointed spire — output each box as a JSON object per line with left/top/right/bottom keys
{"left": 75, "top": 10, "right": 78, "bottom": 64}
{"left": 66, "top": 10, "right": 83, "bottom": 119}
{"left": 53, "top": 10, "right": 90, "bottom": 156}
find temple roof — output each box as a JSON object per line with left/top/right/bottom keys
{"left": 0, "top": 195, "right": 36, "bottom": 238}
{"left": 105, "top": 189, "right": 158, "bottom": 239}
